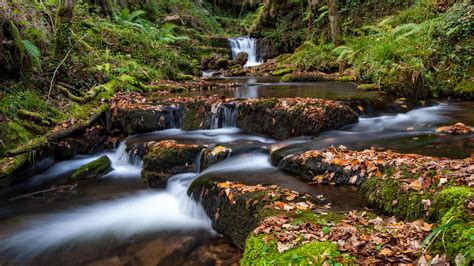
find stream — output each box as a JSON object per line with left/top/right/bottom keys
{"left": 0, "top": 77, "right": 473, "bottom": 265}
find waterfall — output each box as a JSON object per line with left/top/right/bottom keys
{"left": 210, "top": 103, "right": 237, "bottom": 129}
{"left": 229, "top": 37, "right": 262, "bottom": 67}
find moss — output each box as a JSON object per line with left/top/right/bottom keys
{"left": 272, "top": 67, "right": 293, "bottom": 76}
{"left": 361, "top": 177, "right": 428, "bottom": 221}
{"left": 357, "top": 83, "right": 380, "bottom": 91}
{"left": 0, "top": 121, "right": 35, "bottom": 156}
{"left": 241, "top": 235, "right": 343, "bottom": 266}
{"left": 0, "top": 154, "right": 29, "bottom": 188}
{"left": 337, "top": 75, "right": 353, "bottom": 82}
{"left": 428, "top": 186, "right": 474, "bottom": 263}
{"left": 70, "top": 155, "right": 112, "bottom": 181}
{"left": 280, "top": 73, "right": 295, "bottom": 82}
{"left": 452, "top": 80, "right": 474, "bottom": 99}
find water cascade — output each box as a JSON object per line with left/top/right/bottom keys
{"left": 210, "top": 103, "right": 238, "bottom": 129}
{"left": 229, "top": 37, "right": 262, "bottom": 67}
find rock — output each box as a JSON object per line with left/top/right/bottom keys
{"left": 70, "top": 155, "right": 112, "bottom": 181}
{"left": 226, "top": 64, "right": 246, "bottom": 77}
{"left": 236, "top": 98, "right": 358, "bottom": 139}
{"left": 200, "top": 146, "right": 232, "bottom": 172}
{"left": 201, "top": 54, "right": 231, "bottom": 70}
{"left": 141, "top": 140, "right": 203, "bottom": 188}
{"left": 357, "top": 83, "right": 380, "bottom": 91}
{"left": 0, "top": 154, "right": 29, "bottom": 188}
{"left": 112, "top": 106, "right": 183, "bottom": 135}
{"left": 436, "top": 122, "right": 473, "bottom": 135}
{"left": 256, "top": 38, "right": 279, "bottom": 61}
{"left": 234, "top": 52, "right": 248, "bottom": 66}
{"left": 163, "top": 14, "right": 182, "bottom": 25}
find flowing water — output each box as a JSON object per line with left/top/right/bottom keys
{"left": 229, "top": 37, "right": 262, "bottom": 67}
{"left": 1, "top": 78, "right": 473, "bottom": 265}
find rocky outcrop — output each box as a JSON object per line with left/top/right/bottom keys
{"left": 112, "top": 95, "right": 358, "bottom": 138}
{"left": 201, "top": 54, "right": 231, "bottom": 70}
{"left": 141, "top": 140, "right": 203, "bottom": 188}
{"left": 70, "top": 155, "right": 112, "bottom": 181}
{"left": 188, "top": 178, "right": 434, "bottom": 264}
{"left": 256, "top": 38, "right": 279, "bottom": 61}
{"left": 112, "top": 106, "right": 183, "bottom": 135}
{"left": 236, "top": 98, "right": 358, "bottom": 139}
{"left": 199, "top": 145, "right": 232, "bottom": 172}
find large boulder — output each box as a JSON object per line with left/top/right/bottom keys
{"left": 201, "top": 54, "right": 231, "bottom": 70}
{"left": 188, "top": 178, "right": 431, "bottom": 264}
{"left": 141, "top": 140, "right": 203, "bottom": 188}
{"left": 234, "top": 52, "right": 248, "bottom": 66}
{"left": 70, "top": 155, "right": 112, "bottom": 181}
{"left": 256, "top": 38, "right": 279, "bottom": 61}
{"left": 112, "top": 106, "right": 183, "bottom": 135}
{"left": 236, "top": 98, "right": 358, "bottom": 139}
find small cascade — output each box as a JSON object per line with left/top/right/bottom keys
{"left": 162, "top": 106, "right": 185, "bottom": 129}
{"left": 210, "top": 103, "right": 237, "bottom": 129}
{"left": 229, "top": 37, "right": 262, "bottom": 67}
{"left": 112, "top": 142, "right": 143, "bottom": 167}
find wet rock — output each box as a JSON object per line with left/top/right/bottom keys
{"left": 281, "top": 70, "right": 356, "bottom": 82}
{"left": 256, "top": 38, "right": 279, "bottom": 61}
{"left": 357, "top": 83, "right": 380, "bottom": 91}
{"left": 234, "top": 52, "right": 248, "bottom": 66}
{"left": 236, "top": 98, "right": 358, "bottom": 139}
{"left": 226, "top": 64, "right": 246, "bottom": 77}
{"left": 141, "top": 140, "right": 203, "bottom": 188}
{"left": 0, "top": 154, "right": 29, "bottom": 188}
{"left": 70, "top": 155, "right": 112, "bottom": 181}
{"left": 199, "top": 145, "right": 232, "bottom": 172}
{"left": 436, "top": 122, "right": 473, "bottom": 135}
{"left": 111, "top": 105, "right": 183, "bottom": 135}
{"left": 201, "top": 54, "right": 231, "bottom": 70}
{"left": 188, "top": 180, "right": 324, "bottom": 249}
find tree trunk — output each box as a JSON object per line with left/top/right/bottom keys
{"left": 54, "top": 0, "right": 75, "bottom": 58}
{"left": 327, "top": 0, "right": 342, "bottom": 46}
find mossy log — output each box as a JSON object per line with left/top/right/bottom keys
{"left": 4, "top": 104, "right": 109, "bottom": 157}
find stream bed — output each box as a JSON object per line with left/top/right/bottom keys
{"left": 0, "top": 78, "right": 473, "bottom": 265}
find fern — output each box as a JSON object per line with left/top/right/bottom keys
{"left": 22, "top": 39, "right": 41, "bottom": 67}
{"left": 394, "top": 23, "right": 421, "bottom": 40}
{"left": 333, "top": 46, "right": 355, "bottom": 63}
{"left": 7, "top": 21, "right": 25, "bottom": 63}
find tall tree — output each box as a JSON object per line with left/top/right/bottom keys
{"left": 327, "top": 0, "right": 341, "bottom": 45}
{"left": 54, "top": 0, "right": 75, "bottom": 58}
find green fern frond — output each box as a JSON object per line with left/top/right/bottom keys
{"left": 127, "top": 10, "right": 146, "bottom": 21}
{"left": 21, "top": 39, "right": 41, "bottom": 67}
{"left": 7, "top": 21, "right": 25, "bottom": 63}
{"left": 394, "top": 23, "right": 421, "bottom": 39}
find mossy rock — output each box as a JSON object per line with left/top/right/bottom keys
{"left": 70, "top": 155, "right": 112, "bottom": 181}
{"left": 429, "top": 186, "right": 474, "bottom": 263}
{"left": 452, "top": 80, "right": 474, "bottom": 100}
{"left": 361, "top": 177, "right": 428, "bottom": 221}
{"left": 271, "top": 67, "right": 293, "bottom": 76}
{"left": 0, "top": 154, "right": 29, "bottom": 188}
{"left": 241, "top": 235, "right": 343, "bottom": 266}
{"left": 199, "top": 145, "right": 232, "bottom": 172}
{"left": 142, "top": 140, "right": 203, "bottom": 187}
{"left": 357, "top": 83, "right": 380, "bottom": 91}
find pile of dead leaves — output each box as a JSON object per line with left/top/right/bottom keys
{"left": 215, "top": 181, "right": 322, "bottom": 210}
{"left": 292, "top": 145, "right": 473, "bottom": 188}
{"left": 436, "top": 122, "right": 473, "bottom": 135}
{"left": 145, "top": 140, "right": 201, "bottom": 154}
{"left": 253, "top": 211, "right": 432, "bottom": 264}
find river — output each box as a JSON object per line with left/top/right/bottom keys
{"left": 0, "top": 77, "right": 472, "bottom": 265}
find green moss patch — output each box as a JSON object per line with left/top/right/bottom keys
{"left": 70, "top": 155, "right": 112, "bottom": 181}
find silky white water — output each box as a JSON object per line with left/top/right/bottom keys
{"left": 229, "top": 37, "right": 262, "bottom": 67}
{"left": 0, "top": 172, "right": 211, "bottom": 261}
